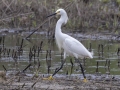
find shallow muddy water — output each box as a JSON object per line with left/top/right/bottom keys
{"left": 0, "top": 31, "right": 119, "bottom": 76}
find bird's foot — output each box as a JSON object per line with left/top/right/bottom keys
{"left": 83, "top": 78, "right": 88, "bottom": 82}
{"left": 43, "top": 75, "right": 54, "bottom": 80}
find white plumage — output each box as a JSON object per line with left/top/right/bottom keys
{"left": 44, "top": 8, "right": 93, "bottom": 82}
{"left": 55, "top": 9, "right": 93, "bottom": 60}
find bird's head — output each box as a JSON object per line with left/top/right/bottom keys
{"left": 55, "top": 9, "right": 66, "bottom": 16}
{"left": 47, "top": 8, "right": 68, "bottom": 24}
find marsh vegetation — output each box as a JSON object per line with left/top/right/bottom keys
{"left": 0, "top": 0, "right": 120, "bottom": 90}
{"left": 0, "top": 0, "right": 120, "bottom": 35}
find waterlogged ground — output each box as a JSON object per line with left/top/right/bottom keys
{"left": 0, "top": 29, "right": 120, "bottom": 89}
{"left": 0, "top": 73, "right": 120, "bottom": 90}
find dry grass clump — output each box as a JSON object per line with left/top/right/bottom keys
{"left": 0, "top": 0, "right": 49, "bottom": 29}
{"left": 0, "top": 71, "right": 6, "bottom": 83}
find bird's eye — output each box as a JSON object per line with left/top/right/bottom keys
{"left": 57, "top": 11, "right": 60, "bottom": 14}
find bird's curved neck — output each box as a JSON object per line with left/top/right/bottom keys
{"left": 55, "top": 18, "right": 63, "bottom": 34}
{"left": 55, "top": 15, "right": 67, "bottom": 34}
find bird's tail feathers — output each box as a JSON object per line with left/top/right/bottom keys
{"left": 89, "top": 51, "right": 94, "bottom": 59}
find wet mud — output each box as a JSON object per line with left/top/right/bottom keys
{"left": 0, "top": 72, "right": 120, "bottom": 90}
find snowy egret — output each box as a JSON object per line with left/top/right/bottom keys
{"left": 44, "top": 9, "right": 93, "bottom": 82}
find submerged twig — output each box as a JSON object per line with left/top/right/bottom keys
{"left": 22, "top": 63, "right": 31, "bottom": 73}
{"left": 117, "top": 48, "right": 120, "bottom": 56}
{"left": 19, "top": 38, "right": 24, "bottom": 51}
{"left": 2, "top": 65, "right": 7, "bottom": 72}
{"left": 31, "top": 76, "right": 41, "bottom": 88}
{"left": 21, "top": 83, "right": 26, "bottom": 88}
{"left": 96, "top": 61, "right": 99, "bottom": 73}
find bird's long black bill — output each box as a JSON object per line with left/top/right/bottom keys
{"left": 47, "top": 13, "right": 57, "bottom": 18}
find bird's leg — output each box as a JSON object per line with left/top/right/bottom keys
{"left": 43, "top": 59, "right": 66, "bottom": 80}
{"left": 76, "top": 59, "right": 87, "bottom": 82}
{"left": 70, "top": 58, "right": 73, "bottom": 74}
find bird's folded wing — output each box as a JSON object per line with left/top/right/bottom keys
{"left": 63, "top": 38, "right": 90, "bottom": 57}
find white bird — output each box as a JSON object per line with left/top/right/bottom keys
{"left": 44, "top": 8, "right": 93, "bottom": 82}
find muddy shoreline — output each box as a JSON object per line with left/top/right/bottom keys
{"left": 1, "top": 72, "right": 120, "bottom": 90}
